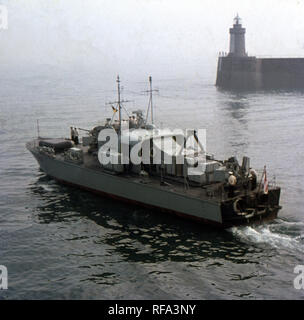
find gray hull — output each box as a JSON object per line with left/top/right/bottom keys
{"left": 30, "top": 149, "right": 224, "bottom": 226}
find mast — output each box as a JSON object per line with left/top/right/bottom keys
{"left": 105, "top": 76, "right": 132, "bottom": 153}
{"left": 117, "top": 75, "right": 122, "bottom": 134}
{"left": 37, "top": 119, "right": 40, "bottom": 138}
{"left": 149, "top": 76, "right": 154, "bottom": 124}
{"left": 107, "top": 76, "right": 131, "bottom": 130}
{"left": 145, "top": 76, "right": 159, "bottom": 125}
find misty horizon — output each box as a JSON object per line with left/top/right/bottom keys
{"left": 0, "top": 0, "right": 304, "bottom": 79}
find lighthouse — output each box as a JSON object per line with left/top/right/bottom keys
{"left": 217, "top": 14, "right": 304, "bottom": 90}
{"left": 229, "top": 14, "right": 247, "bottom": 57}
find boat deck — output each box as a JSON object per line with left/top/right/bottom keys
{"left": 64, "top": 144, "right": 228, "bottom": 203}
{"left": 27, "top": 138, "right": 256, "bottom": 203}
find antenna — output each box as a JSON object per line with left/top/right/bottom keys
{"left": 37, "top": 119, "right": 40, "bottom": 138}
{"left": 106, "top": 76, "right": 133, "bottom": 153}
{"left": 106, "top": 75, "right": 132, "bottom": 128}
{"left": 117, "top": 75, "right": 122, "bottom": 133}
{"left": 144, "top": 76, "right": 159, "bottom": 125}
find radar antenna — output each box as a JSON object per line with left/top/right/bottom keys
{"left": 144, "top": 76, "right": 159, "bottom": 125}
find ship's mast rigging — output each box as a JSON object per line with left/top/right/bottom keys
{"left": 144, "top": 76, "right": 159, "bottom": 125}
{"left": 36, "top": 119, "right": 40, "bottom": 138}
{"left": 117, "top": 75, "right": 121, "bottom": 131}
{"left": 107, "top": 75, "right": 132, "bottom": 132}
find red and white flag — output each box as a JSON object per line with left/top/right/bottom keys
{"left": 263, "top": 166, "right": 269, "bottom": 195}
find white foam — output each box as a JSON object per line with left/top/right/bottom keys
{"left": 274, "top": 219, "right": 304, "bottom": 227}
{"left": 229, "top": 225, "right": 304, "bottom": 252}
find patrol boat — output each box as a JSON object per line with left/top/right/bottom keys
{"left": 26, "top": 77, "right": 281, "bottom": 228}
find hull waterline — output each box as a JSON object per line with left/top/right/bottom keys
{"left": 27, "top": 143, "right": 281, "bottom": 229}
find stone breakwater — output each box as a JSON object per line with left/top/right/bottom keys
{"left": 216, "top": 56, "right": 304, "bottom": 90}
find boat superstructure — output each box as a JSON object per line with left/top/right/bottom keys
{"left": 26, "top": 77, "right": 281, "bottom": 228}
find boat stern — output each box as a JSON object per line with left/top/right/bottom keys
{"left": 221, "top": 187, "right": 282, "bottom": 227}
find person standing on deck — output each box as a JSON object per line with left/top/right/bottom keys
{"left": 74, "top": 127, "right": 79, "bottom": 145}
{"left": 70, "top": 127, "right": 75, "bottom": 143}
{"left": 228, "top": 172, "right": 237, "bottom": 198}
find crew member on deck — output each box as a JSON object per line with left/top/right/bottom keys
{"left": 70, "top": 127, "right": 75, "bottom": 143}
{"left": 228, "top": 171, "right": 237, "bottom": 198}
{"left": 74, "top": 127, "right": 79, "bottom": 145}
{"left": 249, "top": 168, "right": 257, "bottom": 190}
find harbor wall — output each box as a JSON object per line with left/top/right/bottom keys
{"left": 216, "top": 56, "right": 304, "bottom": 90}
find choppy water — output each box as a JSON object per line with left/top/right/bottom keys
{"left": 0, "top": 66, "right": 304, "bottom": 299}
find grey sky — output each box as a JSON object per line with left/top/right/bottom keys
{"left": 1, "top": 0, "right": 304, "bottom": 75}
